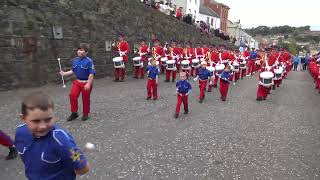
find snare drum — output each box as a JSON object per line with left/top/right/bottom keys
{"left": 132, "top": 57, "right": 142, "bottom": 67}
{"left": 113, "top": 57, "right": 124, "bottom": 68}
{"left": 161, "top": 57, "right": 168, "bottom": 66}
{"left": 273, "top": 67, "right": 283, "bottom": 79}
{"left": 233, "top": 62, "right": 240, "bottom": 72}
{"left": 240, "top": 60, "right": 246, "bottom": 69}
{"left": 215, "top": 64, "right": 225, "bottom": 76}
{"left": 181, "top": 60, "right": 190, "bottom": 70}
{"left": 166, "top": 60, "right": 176, "bottom": 70}
{"left": 259, "top": 71, "right": 274, "bottom": 86}
{"left": 192, "top": 59, "right": 200, "bottom": 68}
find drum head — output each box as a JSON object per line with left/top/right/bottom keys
{"left": 167, "top": 60, "right": 175, "bottom": 64}
{"left": 182, "top": 60, "right": 190, "bottom": 65}
{"left": 192, "top": 59, "right": 199, "bottom": 63}
{"left": 133, "top": 57, "right": 141, "bottom": 60}
{"left": 260, "top": 71, "right": 274, "bottom": 78}
{"left": 113, "top": 57, "right": 123, "bottom": 62}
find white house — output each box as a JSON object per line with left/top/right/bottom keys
{"left": 170, "top": 0, "right": 200, "bottom": 19}
{"left": 197, "top": 2, "right": 220, "bottom": 30}
{"left": 170, "top": 0, "right": 220, "bottom": 29}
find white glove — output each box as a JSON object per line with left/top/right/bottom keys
{"left": 193, "top": 77, "right": 198, "bottom": 82}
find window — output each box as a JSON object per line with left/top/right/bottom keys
{"left": 195, "top": 0, "right": 197, "bottom": 5}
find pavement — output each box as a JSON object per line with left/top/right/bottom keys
{"left": 0, "top": 70, "right": 319, "bottom": 180}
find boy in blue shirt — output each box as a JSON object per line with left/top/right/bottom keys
{"left": 60, "top": 43, "right": 96, "bottom": 121}
{"left": 219, "top": 65, "right": 232, "bottom": 101}
{"left": 14, "top": 92, "right": 90, "bottom": 180}
{"left": 194, "top": 61, "right": 212, "bottom": 103}
{"left": 175, "top": 72, "right": 192, "bottom": 118}
{"left": 146, "top": 58, "right": 160, "bottom": 100}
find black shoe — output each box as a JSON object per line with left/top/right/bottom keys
{"left": 213, "top": 84, "right": 217, "bottom": 88}
{"left": 81, "top": 116, "right": 89, "bottom": 121}
{"left": 172, "top": 79, "right": 175, "bottom": 82}
{"left": 5, "top": 147, "right": 17, "bottom": 160}
{"left": 174, "top": 113, "right": 179, "bottom": 119}
{"left": 153, "top": 97, "right": 158, "bottom": 100}
{"left": 256, "top": 97, "right": 262, "bottom": 101}
{"left": 272, "top": 85, "right": 276, "bottom": 90}
{"left": 146, "top": 97, "right": 151, "bottom": 100}
{"left": 199, "top": 99, "right": 203, "bottom": 103}
{"left": 164, "top": 80, "right": 170, "bottom": 82}
{"left": 134, "top": 76, "right": 138, "bottom": 79}
{"left": 67, "top": 113, "right": 79, "bottom": 121}
{"left": 184, "top": 110, "right": 188, "bottom": 114}
{"left": 113, "top": 79, "right": 119, "bottom": 82}
{"left": 119, "top": 79, "right": 124, "bottom": 82}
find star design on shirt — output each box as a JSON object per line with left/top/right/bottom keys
{"left": 70, "top": 149, "right": 81, "bottom": 162}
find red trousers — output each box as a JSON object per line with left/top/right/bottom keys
{"left": 198, "top": 80, "right": 208, "bottom": 100}
{"left": 219, "top": 80, "right": 229, "bottom": 100}
{"left": 147, "top": 79, "right": 158, "bottom": 98}
{"left": 247, "top": 60, "right": 255, "bottom": 75}
{"left": 160, "top": 66, "right": 166, "bottom": 74}
{"left": 234, "top": 71, "right": 240, "bottom": 81}
{"left": 257, "top": 84, "right": 271, "bottom": 99}
{"left": 134, "top": 66, "right": 144, "bottom": 78}
{"left": 69, "top": 80, "right": 92, "bottom": 116}
{"left": 166, "top": 70, "right": 176, "bottom": 81}
{"left": 175, "top": 94, "right": 188, "bottom": 114}
{"left": 316, "top": 79, "right": 320, "bottom": 89}
{"left": 115, "top": 67, "right": 126, "bottom": 80}
{"left": 274, "top": 79, "right": 282, "bottom": 87}
{"left": 213, "top": 75, "right": 219, "bottom": 86}
{"left": 0, "top": 130, "right": 13, "bottom": 147}
{"left": 240, "top": 68, "right": 247, "bottom": 79}
{"left": 176, "top": 64, "right": 181, "bottom": 72}
{"left": 190, "top": 67, "right": 199, "bottom": 77}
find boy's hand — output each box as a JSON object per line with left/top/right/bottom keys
{"left": 84, "top": 83, "right": 91, "bottom": 91}
{"left": 59, "top": 71, "right": 64, "bottom": 76}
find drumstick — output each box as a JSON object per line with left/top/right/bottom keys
{"left": 57, "top": 58, "right": 66, "bottom": 88}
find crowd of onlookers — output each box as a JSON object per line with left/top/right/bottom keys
{"left": 140, "top": 0, "right": 234, "bottom": 43}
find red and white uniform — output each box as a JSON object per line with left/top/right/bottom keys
{"left": 114, "top": 40, "right": 130, "bottom": 80}
{"left": 134, "top": 44, "right": 149, "bottom": 78}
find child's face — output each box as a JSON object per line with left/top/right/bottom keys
{"left": 77, "top": 49, "right": 87, "bottom": 57}
{"left": 180, "top": 74, "right": 187, "bottom": 80}
{"left": 201, "top": 64, "right": 207, "bottom": 69}
{"left": 151, "top": 60, "right": 156, "bottom": 66}
{"left": 20, "top": 108, "right": 56, "bottom": 138}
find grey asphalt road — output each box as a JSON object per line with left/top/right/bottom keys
{"left": 0, "top": 70, "right": 319, "bottom": 180}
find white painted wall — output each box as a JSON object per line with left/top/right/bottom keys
{"left": 197, "top": 13, "right": 220, "bottom": 29}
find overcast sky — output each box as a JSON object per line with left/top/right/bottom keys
{"left": 217, "top": 0, "right": 320, "bottom": 30}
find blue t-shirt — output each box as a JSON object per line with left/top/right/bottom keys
{"left": 198, "top": 67, "right": 212, "bottom": 80}
{"left": 146, "top": 65, "right": 159, "bottom": 79}
{"left": 14, "top": 124, "right": 87, "bottom": 180}
{"left": 220, "top": 70, "right": 231, "bottom": 83}
{"left": 249, "top": 51, "right": 257, "bottom": 60}
{"left": 72, "top": 56, "right": 96, "bottom": 80}
{"left": 176, "top": 80, "right": 192, "bottom": 94}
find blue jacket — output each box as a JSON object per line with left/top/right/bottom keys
{"left": 146, "top": 65, "right": 159, "bottom": 79}
{"left": 293, "top": 56, "right": 301, "bottom": 63}
{"left": 197, "top": 67, "right": 212, "bottom": 80}
{"left": 72, "top": 56, "right": 96, "bottom": 80}
{"left": 14, "top": 124, "right": 87, "bottom": 180}
{"left": 176, "top": 80, "right": 192, "bottom": 94}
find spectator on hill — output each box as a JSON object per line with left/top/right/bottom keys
{"left": 175, "top": 7, "right": 183, "bottom": 20}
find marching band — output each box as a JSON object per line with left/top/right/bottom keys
{"left": 110, "top": 34, "right": 295, "bottom": 117}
